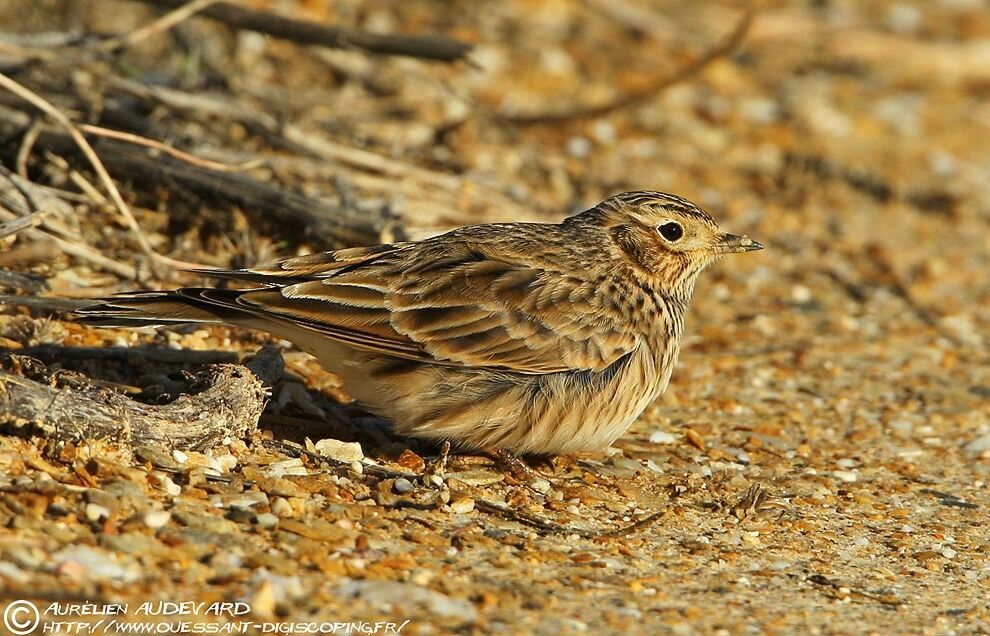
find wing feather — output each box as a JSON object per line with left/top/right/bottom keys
{"left": 230, "top": 241, "right": 639, "bottom": 374}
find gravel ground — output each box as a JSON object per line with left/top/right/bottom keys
{"left": 1, "top": 1, "right": 989, "bottom": 634}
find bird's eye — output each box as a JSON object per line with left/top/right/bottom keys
{"left": 657, "top": 222, "right": 684, "bottom": 242}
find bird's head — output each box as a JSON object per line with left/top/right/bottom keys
{"left": 594, "top": 190, "right": 763, "bottom": 291}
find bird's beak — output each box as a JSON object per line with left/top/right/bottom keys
{"left": 717, "top": 233, "right": 763, "bottom": 253}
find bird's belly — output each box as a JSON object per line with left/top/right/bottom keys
{"left": 306, "top": 336, "right": 672, "bottom": 456}
{"left": 526, "top": 354, "right": 668, "bottom": 454}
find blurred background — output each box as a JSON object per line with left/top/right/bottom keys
{"left": 0, "top": 0, "right": 989, "bottom": 632}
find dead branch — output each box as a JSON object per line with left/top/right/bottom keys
{"left": 0, "top": 272, "right": 47, "bottom": 294}
{"left": 0, "top": 112, "right": 402, "bottom": 249}
{"left": 78, "top": 124, "right": 264, "bottom": 173}
{"left": 0, "top": 346, "right": 284, "bottom": 451}
{"left": 502, "top": 10, "right": 754, "bottom": 124}
{"left": 0, "top": 208, "right": 46, "bottom": 240}
{"left": 127, "top": 0, "right": 473, "bottom": 62}
{"left": 99, "top": 0, "right": 222, "bottom": 53}
{"left": 104, "top": 76, "right": 528, "bottom": 222}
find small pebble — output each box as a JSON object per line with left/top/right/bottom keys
{"left": 833, "top": 470, "right": 859, "bottom": 483}
{"left": 393, "top": 478, "right": 415, "bottom": 494}
{"left": 143, "top": 510, "right": 171, "bottom": 530}
{"left": 649, "top": 430, "right": 677, "bottom": 444}
{"left": 314, "top": 439, "right": 364, "bottom": 463}
{"left": 85, "top": 503, "right": 110, "bottom": 522}
{"left": 270, "top": 497, "right": 293, "bottom": 518}
{"left": 528, "top": 478, "right": 552, "bottom": 494}
{"left": 254, "top": 513, "right": 279, "bottom": 530}
{"left": 162, "top": 477, "right": 181, "bottom": 496}
{"left": 172, "top": 450, "right": 189, "bottom": 464}
{"left": 449, "top": 497, "right": 475, "bottom": 514}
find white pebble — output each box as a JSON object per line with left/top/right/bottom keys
{"left": 270, "top": 497, "right": 293, "bottom": 518}
{"left": 143, "top": 510, "right": 171, "bottom": 530}
{"left": 85, "top": 503, "right": 110, "bottom": 522}
{"left": 172, "top": 450, "right": 188, "bottom": 464}
{"left": 649, "top": 431, "right": 677, "bottom": 444}
{"left": 449, "top": 497, "right": 475, "bottom": 514}
{"left": 566, "top": 136, "right": 592, "bottom": 158}
{"left": 791, "top": 285, "right": 813, "bottom": 303}
{"left": 215, "top": 454, "right": 238, "bottom": 472}
{"left": 314, "top": 439, "right": 365, "bottom": 463}
{"left": 528, "top": 478, "right": 552, "bottom": 494}
{"left": 833, "top": 470, "right": 859, "bottom": 483}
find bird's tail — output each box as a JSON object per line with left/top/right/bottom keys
{"left": 73, "top": 288, "right": 249, "bottom": 328}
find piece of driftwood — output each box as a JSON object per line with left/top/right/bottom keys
{"left": 129, "top": 0, "right": 473, "bottom": 62}
{"left": 0, "top": 346, "right": 283, "bottom": 450}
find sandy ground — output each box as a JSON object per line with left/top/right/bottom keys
{"left": 0, "top": 0, "right": 988, "bottom": 634}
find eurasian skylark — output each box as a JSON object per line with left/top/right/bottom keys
{"left": 77, "top": 191, "right": 762, "bottom": 455}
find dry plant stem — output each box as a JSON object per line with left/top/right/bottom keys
{"left": 0, "top": 72, "right": 211, "bottom": 276}
{"left": 0, "top": 273, "right": 46, "bottom": 294}
{"left": 505, "top": 10, "right": 754, "bottom": 124}
{"left": 77, "top": 124, "right": 264, "bottom": 173}
{"left": 0, "top": 346, "right": 284, "bottom": 451}
{"left": 127, "top": 0, "right": 473, "bottom": 62}
{"left": 0, "top": 72, "right": 162, "bottom": 268}
{"left": 0, "top": 166, "right": 140, "bottom": 279}
{"left": 106, "top": 76, "right": 523, "bottom": 214}
{"left": 15, "top": 118, "right": 42, "bottom": 178}
{"left": 98, "top": 0, "right": 222, "bottom": 52}
{"left": 0, "top": 209, "right": 46, "bottom": 240}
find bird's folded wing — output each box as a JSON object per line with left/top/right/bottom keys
{"left": 235, "top": 249, "right": 639, "bottom": 375}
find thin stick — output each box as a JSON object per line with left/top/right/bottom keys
{"left": 0, "top": 72, "right": 213, "bottom": 276}
{"left": 126, "top": 0, "right": 473, "bottom": 62}
{"left": 78, "top": 124, "right": 264, "bottom": 173}
{"left": 0, "top": 209, "right": 47, "bottom": 240}
{"left": 99, "top": 0, "right": 222, "bottom": 52}
{"left": 504, "top": 10, "right": 754, "bottom": 124}
{"left": 15, "top": 119, "right": 42, "bottom": 178}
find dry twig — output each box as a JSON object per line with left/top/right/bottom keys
{"left": 98, "top": 0, "right": 222, "bottom": 52}
{"left": 503, "top": 10, "right": 754, "bottom": 124}
{"left": 0, "top": 72, "right": 162, "bottom": 266}
{"left": 78, "top": 124, "right": 264, "bottom": 173}
{"left": 127, "top": 0, "right": 473, "bottom": 62}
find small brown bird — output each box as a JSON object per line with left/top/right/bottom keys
{"left": 77, "top": 191, "right": 761, "bottom": 456}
